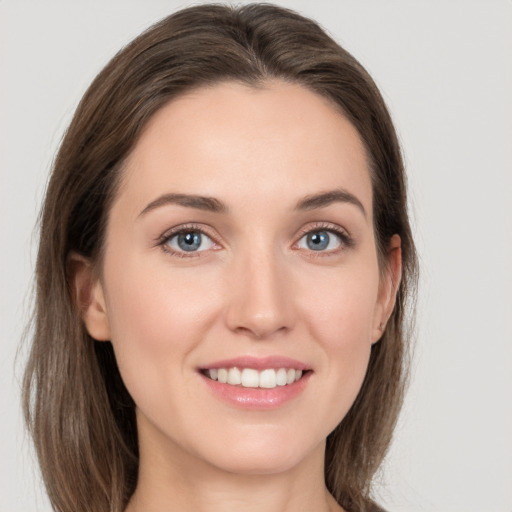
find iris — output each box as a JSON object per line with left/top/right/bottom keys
{"left": 306, "top": 231, "right": 330, "bottom": 251}
{"left": 177, "top": 232, "right": 202, "bottom": 251}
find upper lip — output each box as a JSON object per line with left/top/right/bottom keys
{"left": 199, "top": 355, "right": 310, "bottom": 371}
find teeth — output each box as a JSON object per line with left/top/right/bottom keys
{"left": 241, "top": 368, "right": 259, "bottom": 387}
{"left": 217, "top": 368, "right": 228, "bottom": 383}
{"left": 259, "top": 369, "right": 276, "bottom": 388}
{"left": 206, "top": 367, "right": 305, "bottom": 389}
{"left": 227, "top": 367, "right": 241, "bottom": 385}
{"left": 276, "top": 368, "right": 287, "bottom": 386}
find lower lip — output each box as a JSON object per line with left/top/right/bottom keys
{"left": 200, "top": 372, "right": 311, "bottom": 410}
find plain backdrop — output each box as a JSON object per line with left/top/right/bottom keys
{"left": 1, "top": 1, "right": 511, "bottom": 511}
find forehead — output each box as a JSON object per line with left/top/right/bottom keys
{"left": 117, "top": 80, "right": 372, "bottom": 216}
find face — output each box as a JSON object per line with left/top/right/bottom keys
{"left": 80, "top": 81, "right": 399, "bottom": 477}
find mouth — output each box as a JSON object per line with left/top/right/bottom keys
{"left": 201, "top": 367, "right": 309, "bottom": 389}
{"left": 198, "top": 356, "right": 312, "bottom": 409}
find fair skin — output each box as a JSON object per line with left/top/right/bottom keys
{"left": 74, "top": 81, "right": 401, "bottom": 512}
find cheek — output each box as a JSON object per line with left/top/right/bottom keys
{"left": 104, "top": 257, "right": 218, "bottom": 345}
{"left": 299, "top": 264, "right": 380, "bottom": 349}
{"left": 101, "top": 256, "right": 222, "bottom": 401}
{"left": 297, "top": 265, "right": 379, "bottom": 419}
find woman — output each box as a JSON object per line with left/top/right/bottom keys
{"left": 23, "top": 4, "right": 417, "bottom": 512}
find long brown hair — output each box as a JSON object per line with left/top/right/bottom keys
{"left": 23, "top": 4, "right": 418, "bottom": 512}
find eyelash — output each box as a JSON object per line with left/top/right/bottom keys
{"left": 156, "top": 223, "right": 218, "bottom": 258}
{"left": 156, "top": 222, "right": 354, "bottom": 258}
{"left": 294, "top": 222, "right": 354, "bottom": 257}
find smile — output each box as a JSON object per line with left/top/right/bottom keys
{"left": 199, "top": 356, "right": 311, "bottom": 409}
{"left": 204, "top": 367, "right": 304, "bottom": 389}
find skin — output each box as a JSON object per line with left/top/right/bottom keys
{"left": 74, "top": 81, "right": 401, "bottom": 512}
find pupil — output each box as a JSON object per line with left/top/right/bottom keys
{"left": 307, "top": 231, "right": 329, "bottom": 251}
{"left": 178, "top": 232, "right": 201, "bottom": 251}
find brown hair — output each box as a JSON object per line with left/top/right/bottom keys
{"left": 23, "top": 4, "right": 417, "bottom": 512}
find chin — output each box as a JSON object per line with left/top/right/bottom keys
{"left": 212, "top": 453, "right": 305, "bottom": 476}
{"left": 198, "top": 431, "right": 323, "bottom": 476}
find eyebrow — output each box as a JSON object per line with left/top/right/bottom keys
{"left": 295, "top": 189, "right": 367, "bottom": 218}
{"left": 138, "top": 188, "right": 366, "bottom": 218}
{"left": 138, "top": 193, "right": 228, "bottom": 217}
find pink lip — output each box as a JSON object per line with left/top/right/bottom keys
{"left": 200, "top": 372, "right": 311, "bottom": 410}
{"left": 199, "top": 355, "right": 310, "bottom": 371}
{"left": 198, "top": 355, "right": 312, "bottom": 410}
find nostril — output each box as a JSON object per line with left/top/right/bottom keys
{"left": 233, "top": 323, "right": 289, "bottom": 340}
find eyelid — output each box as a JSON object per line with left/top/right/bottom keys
{"left": 156, "top": 223, "right": 222, "bottom": 257}
{"left": 155, "top": 221, "right": 354, "bottom": 258}
{"left": 293, "top": 221, "right": 354, "bottom": 252}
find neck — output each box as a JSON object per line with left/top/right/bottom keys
{"left": 125, "top": 427, "right": 342, "bottom": 512}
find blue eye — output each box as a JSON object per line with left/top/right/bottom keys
{"left": 298, "top": 230, "right": 342, "bottom": 252}
{"left": 166, "top": 231, "right": 214, "bottom": 253}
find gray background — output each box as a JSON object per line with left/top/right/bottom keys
{"left": 1, "top": 1, "right": 511, "bottom": 511}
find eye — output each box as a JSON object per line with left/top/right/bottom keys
{"left": 165, "top": 230, "right": 215, "bottom": 253}
{"left": 297, "top": 229, "right": 344, "bottom": 252}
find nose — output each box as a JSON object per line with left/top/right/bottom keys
{"left": 225, "top": 247, "right": 295, "bottom": 340}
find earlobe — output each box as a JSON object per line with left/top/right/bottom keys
{"left": 372, "top": 234, "right": 402, "bottom": 344}
{"left": 68, "top": 252, "right": 111, "bottom": 341}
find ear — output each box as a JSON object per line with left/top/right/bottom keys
{"left": 371, "top": 234, "right": 402, "bottom": 344}
{"left": 67, "top": 252, "right": 111, "bottom": 341}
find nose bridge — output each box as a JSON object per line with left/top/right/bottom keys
{"left": 225, "top": 235, "right": 294, "bottom": 338}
